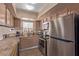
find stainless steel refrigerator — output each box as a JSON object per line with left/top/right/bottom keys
{"left": 47, "top": 13, "right": 79, "bottom": 56}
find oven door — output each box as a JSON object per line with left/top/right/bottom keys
{"left": 38, "top": 38, "right": 47, "bottom": 56}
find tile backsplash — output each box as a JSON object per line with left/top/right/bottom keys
{"left": 0, "top": 26, "right": 16, "bottom": 40}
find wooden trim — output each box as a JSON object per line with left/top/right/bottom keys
{"left": 5, "top": 5, "right": 7, "bottom": 25}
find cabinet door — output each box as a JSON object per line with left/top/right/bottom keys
{"left": 0, "top": 4, "right": 6, "bottom": 25}
{"left": 14, "top": 18, "right": 21, "bottom": 29}
{"left": 6, "top": 9, "right": 11, "bottom": 26}
{"left": 57, "top": 40, "right": 75, "bottom": 56}
{"left": 10, "top": 14, "right": 14, "bottom": 27}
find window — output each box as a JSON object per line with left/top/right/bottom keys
{"left": 23, "top": 21, "right": 33, "bottom": 32}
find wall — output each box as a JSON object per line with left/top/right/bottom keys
{"left": 16, "top": 9, "right": 38, "bottom": 19}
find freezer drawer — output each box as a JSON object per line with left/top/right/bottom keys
{"left": 56, "top": 39, "right": 75, "bottom": 56}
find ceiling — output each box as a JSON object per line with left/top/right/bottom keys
{"left": 15, "top": 3, "right": 57, "bottom": 13}
{"left": 15, "top": 3, "right": 57, "bottom": 19}
{"left": 15, "top": 3, "right": 47, "bottom": 13}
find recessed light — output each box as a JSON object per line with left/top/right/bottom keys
{"left": 25, "top": 4, "right": 34, "bottom": 10}
{"left": 31, "top": 3, "right": 37, "bottom": 4}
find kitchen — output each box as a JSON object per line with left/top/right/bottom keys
{"left": 0, "top": 3, "right": 79, "bottom": 56}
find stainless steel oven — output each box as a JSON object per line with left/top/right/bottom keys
{"left": 38, "top": 38, "right": 47, "bottom": 56}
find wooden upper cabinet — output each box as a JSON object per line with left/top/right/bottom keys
{"left": 10, "top": 14, "right": 14, "bottom": 27}
{"left": 14, "top": 17, "right": 21, "bottom": 29}
{"left": 0, "top": 3, "right": 6, "bottom": 25}
{"left": 0, "top": 3, "right": 20, "bottom": 28}
{"left": 12, "top": 4, "right": 16, "bottom": 14}
{"left": 0, "top": 3, "right": 16, "bottom": 27}
{"left": 5, "top": 3, "right": 16, "bottom": 27}
{"left": 6, "top": 8, "right": 14, "bottom": 27}
{"left": 6, "top": 8, "right": 11, "bottom": 26}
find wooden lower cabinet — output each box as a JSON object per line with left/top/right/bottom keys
{"left": 19, "top": 35, "right": 39, "bottom": 49}
{"left": 10, "top": 43, "right": 19, "bottom": 56}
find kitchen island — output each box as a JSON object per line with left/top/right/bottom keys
{"left": 0, "top": 37, "right": 19, "bottom": 56}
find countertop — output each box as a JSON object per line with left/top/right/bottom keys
{"left": 0, "top": 37, "right": 19, "bottom": 56}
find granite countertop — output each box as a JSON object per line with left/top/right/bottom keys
{"left": 0, "top": 37, "right": 19, "bottom": 56}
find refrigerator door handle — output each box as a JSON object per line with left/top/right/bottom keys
{"left": 50, "top": 36, "right": 73, "bottom": 43}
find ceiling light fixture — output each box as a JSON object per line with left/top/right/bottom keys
{"left": 25, "top": 4, "right": 34, "bottom": 10}
{"left": 31, "top": 3, "right": 37, "bottom": 4}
